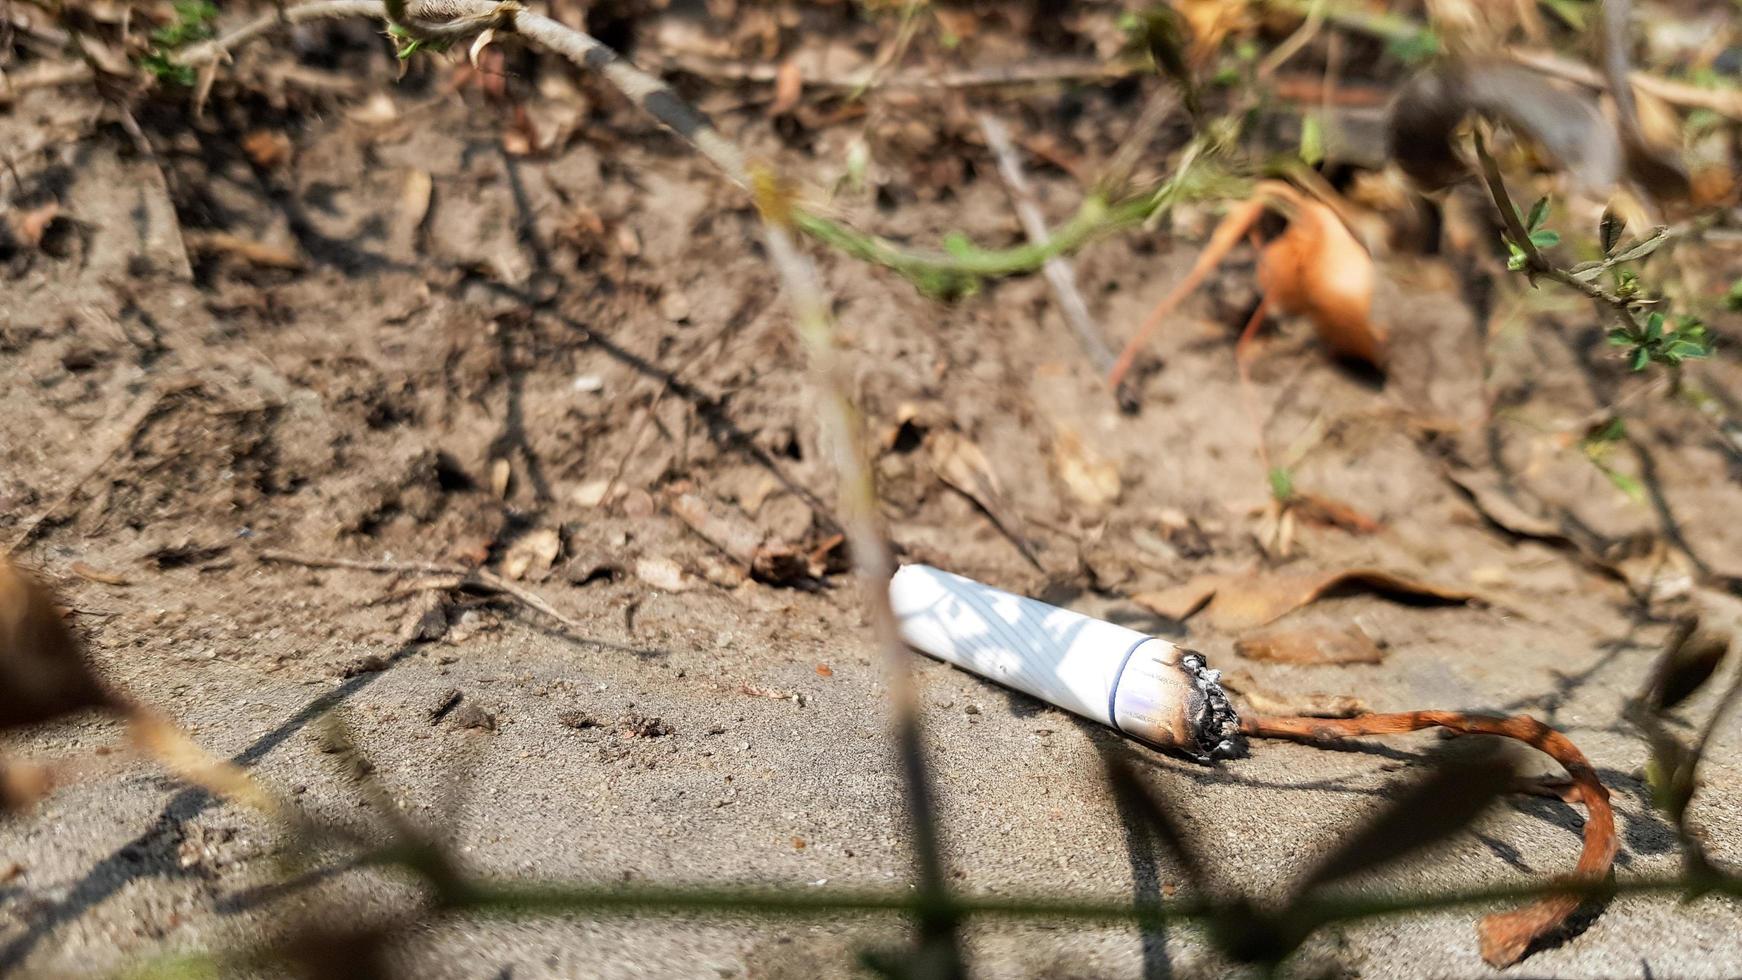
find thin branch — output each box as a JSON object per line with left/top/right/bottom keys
{"left": 977, "top": 112, "right": 1122, "bottom": 392}
{"left": 257, "top": 549, "right": 589, "bottom": 634}
{"left": 655, "top": 52, "right": 1143, "bottom": 93}
{"left": 1471, "top": 130, "right": 1631, "bottom": 316}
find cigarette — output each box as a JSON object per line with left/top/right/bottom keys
{"left": 889, "top": 564, "right": 1242, "bottom": 761}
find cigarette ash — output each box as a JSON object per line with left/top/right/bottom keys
{"left": 1180, "top": 651, "right": 1243, "bottom": 761}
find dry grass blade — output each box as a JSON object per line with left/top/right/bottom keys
{"left": 257, "top": 549, "right": 588, "bottom": 634}
{"left": 1244, "top": 711, "right": 1616, "bottom": 967}
{"left": 753, "top": 169, "right": 963, "bottom": 976}
{"left": 1298, "top": 743, "right": 1516, "bottom": 890}
{"left": 126, "top": 710, "right": 284, "bottom": 820}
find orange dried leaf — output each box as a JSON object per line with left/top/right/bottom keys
{"left": 240, "top": 129, "right": 292, "bottom": 169}
{"left": 770, "top": 59, "right": 803, "bottom": 116}
{"left": 1257, "top": 200, "right": 1384, "bottom": 366}
{"left": 1131, "top": 574, "right": 1227, "bottom": 621}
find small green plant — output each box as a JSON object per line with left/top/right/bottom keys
{"left": 387, "top": 22, "right": 456, "bottom": 60}
{"left": 1579, "top": 417, "right": 1646, "bottom": 504}
{"left": 1504, "top": 197, "right": 1562, "bottom": 270}
{"left": 1495, "top": 192, "right": 1712, "bottom": 375}
{"left": 140, "top": 0, "right": 218, "bottom": 85}
{"left": 1267, "top": 465, "right": 1295, "bottom": 504}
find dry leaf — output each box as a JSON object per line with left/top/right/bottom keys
{"left": 1135, "top": 567, "right": 1473, "bottom": 631}
{"left": 7, "top": 202, "right": 61, "bottom": 249}
{"left": 1236, "top": 626, "right": 1386, "bottom": 665}
{"left": 672, "top": 493, "right": 821, "bottom": 584}
{"left": 187, "top": 232, "right": 303, "bottom": 270}
{"left": 489, "top": 458, "right": 511, "bottom": 499}
{"left": 1257, "top": 199, "right": 1384, "bottom": 366}
{"left": 0, "top": 760, "right": 54, "bottom": 814}
{"left": 1111, "top": 180, "right": 1384, "bottom": 387}
{"left": 240, "top": 129, "right": 292, "bottom": 169}
{"left": 770, "top": 58, "right": 803, "bottom": 115}
{"left": 0, "top": 557, "right": 114, "bottom": 731}
{"left": 1131, "top": 573, "right": 1227, "bottom": 621}
{"left": 1051, "top": 426, "right": 1121, "bottom": 510}
{"left": 501, "top": 528, "right": 561, "bottom": 581}
{"left": 400, "top": 169, "right": 433, "bottom": 231}
{"left": 348, "top": 92, "right": 399, "bottom": 126}
{"left": 571, "top": 479, "right": 612, "bottom": 508}
{"left": 1290, "top": 493, "right": 1383, "bottom": 534}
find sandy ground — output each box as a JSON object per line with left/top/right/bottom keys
{"left": 4, "top": 12, "right": 1742, "bottom": 977}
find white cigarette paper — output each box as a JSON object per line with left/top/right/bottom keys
{"left": 889, "top": 564, "right": 1241, "bottom": 760}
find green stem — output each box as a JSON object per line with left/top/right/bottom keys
{"left": 794, "top": 150, "right": 1227, "bottom": 298}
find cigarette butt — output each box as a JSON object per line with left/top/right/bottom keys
{"left": 889, "top": 564, "right": 1241, "bottom": 761}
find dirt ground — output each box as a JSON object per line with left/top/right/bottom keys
{"left": 4, "top": 4, "right": 1742, "bottom": 978}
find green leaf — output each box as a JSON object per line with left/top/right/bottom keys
{"left": 1606, "top": 328, "right": 1634, "bottom": 347}
{"left": 1529, "top": 229, "right": 1561, "bottom": 249}
{"left": 1506, "top": 243, "right": 1528, "bottom": 272}
{"left": 1526, "top": 197, "right": 1550, "bottom": 231}
{"left": 941, "top": 232, "right": 975, "bottom": 259}
{"left": 1268, "top": 467, "right": 1294, "bottom": 503}
{"left": 1588, "top": 417, "right": 1626, "bottom": 444}
{"left": 1601, "top": 465, "right": 1646, "bottom": 505}
{"left": 1610, "top": 232, "right": 1667, "bottom": 264}
{"left": 1613, "top": 267, "right": 1639, "bottom": 296}
{"left": 1385, "top": 29, "right": 1441, "bottom": 64}
{"left": 1299, "top": 115, "right": 1325, "bottom": 167}
{"left": 1631, "top": 347, "right": 1651, "bottom": 371}
{"left": 1725, "top": 278, "right": 1742, "bottom": 312}
{"left": 1647, "top": 312, "right": 1665, "bottom": 340}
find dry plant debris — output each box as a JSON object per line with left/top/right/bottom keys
{"left": 1134, "top": 567, "right": 1477, "bottom": 632}
{"left": 1235, "top": 625, "right": 1386, "bottom": 665}
{"left": 4, "top": 0, "right": 1742, "bottom": 973}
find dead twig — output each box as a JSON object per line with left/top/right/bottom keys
{"left": 657, "top": 52, "right": 1140, "bottom": 94}
{"left": 256, "top": 549, "right": 588, "bottom": 634}
{"left": 1245, "top": 710, "right": 1616, "bottom": 968}
{"left": 977, "top": 112, "right": 1123, "bottom": 400}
